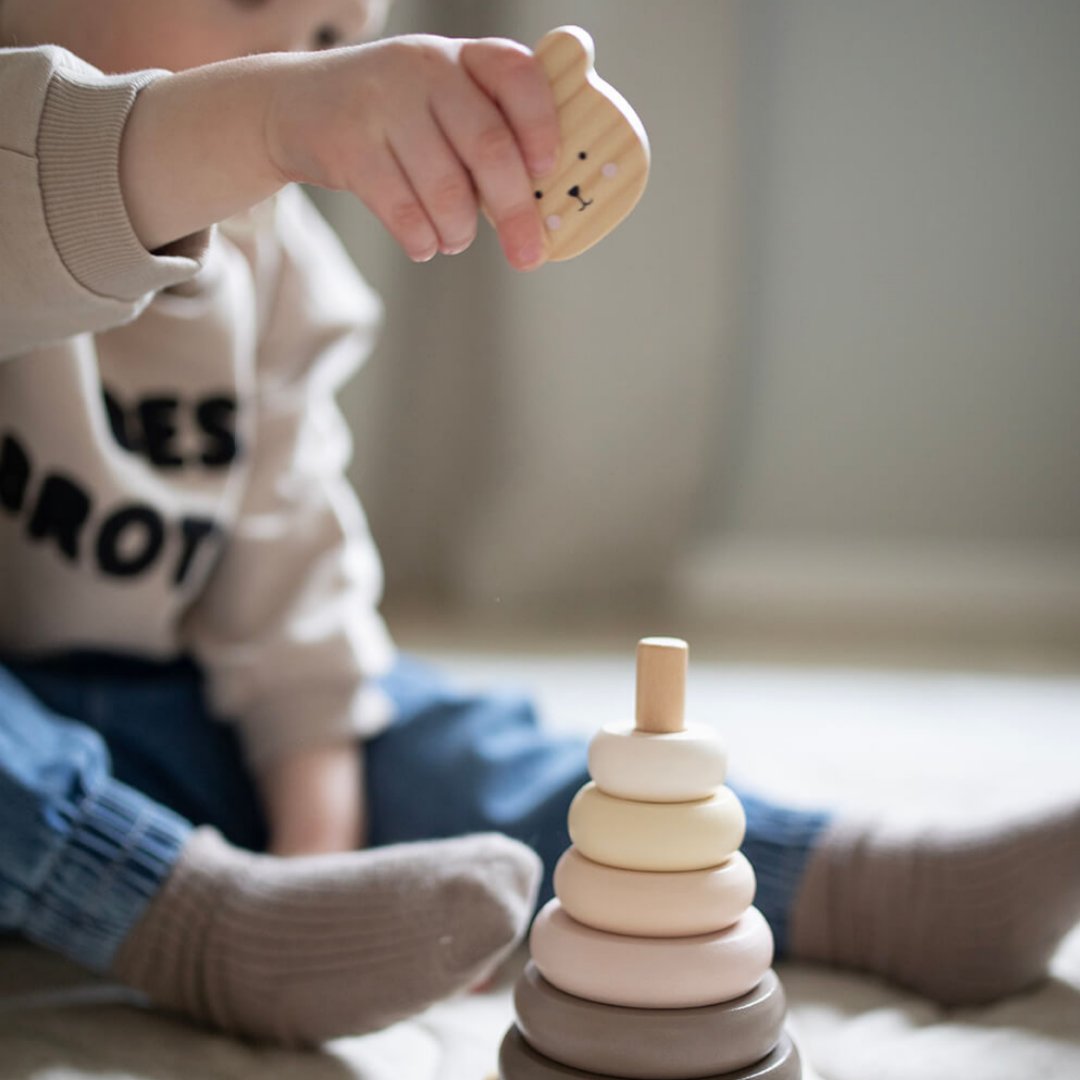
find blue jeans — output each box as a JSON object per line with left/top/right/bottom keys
{"left": 0, "top": 652, "right": 589, "bottom": 974}
{"left": 0, "top": 652, "right": 827, "bottom": 976}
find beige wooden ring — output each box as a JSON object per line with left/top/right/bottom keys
{"left": 500, "top": 1025, "right": 802, "bottom": 1080}
{"left": 530, "top": 900, "right": 774, "bottom": 1009}
{"left": 555, "top": 847, "right": 755, "bottom": 937}
{"left": 588, "top": 721, "right": 727, "bottom": 802}
{"left": 514, "top": 962, "right": 786, "bottom": 1079}
{"left": 568, "top": 782, "right": 746, "bottom": 872}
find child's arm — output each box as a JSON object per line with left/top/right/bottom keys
{"left": 120, "top": 36, "right": 559, "bottom": 271}
{"left": 257, "top": 742, "right": 367, "bottom": 855}
{"left": 179, "top": 187, "right": 397, "bottom": 856}
{"left": 1, "top": 36, "right": 554, "bottom": 357}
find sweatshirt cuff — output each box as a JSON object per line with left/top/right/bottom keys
{"left": 36, "top": 60, "right": 209, "bottom": 303}
{"left": 239, "top": 678, "right": 397, "bottom": 770}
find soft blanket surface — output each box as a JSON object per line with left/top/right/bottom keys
{"left": 1, "top": 653, "right": 1078, "bottom": 1080}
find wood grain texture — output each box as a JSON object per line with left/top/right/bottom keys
{"left": 533, "top": 26, "right": 650, "bottom": 261}
{"left": 634, "top": 636, "right": 688, "bottom": 733}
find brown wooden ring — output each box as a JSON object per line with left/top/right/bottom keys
{"left": 512, "top": 963, "right": 787, "bottom": 1079}
{"left": 500, "top": 1024, "right": 802, "bottom": 1080}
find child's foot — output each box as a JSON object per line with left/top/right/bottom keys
{"left": 789, "top": 800, "right": 1080, "bottom": 1005}
{"left": 111, "top": 828, "right": 541, "bottom": 1045}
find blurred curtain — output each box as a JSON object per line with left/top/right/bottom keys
{"left": 317, "top": 0, "right": 1080, "bottom": 643}
{"left": 315, "top": 0, "right": 740, "bottom": 613}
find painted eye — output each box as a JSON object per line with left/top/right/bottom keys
{"left": 314, "top": 25, "right": 341, "bottom": 49}
{"left": 534, "top": 191, "right": 543, "bottom": 199}
{"left": 578, "top": 151, "right": 588, "bottom": 160}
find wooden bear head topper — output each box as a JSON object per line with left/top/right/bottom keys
{"left": 533, "top": 26, "right": 651, "bottom": 261}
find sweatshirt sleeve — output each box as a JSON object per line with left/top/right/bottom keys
{"left": 179, "top": 187, "right": 397, "bottom": 769}
{"left": 0, "top": 47, "right": 208, "bottom": 359}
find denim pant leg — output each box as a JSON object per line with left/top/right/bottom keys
{"left": 369, "top": 656, "right": 590, "bottom": 907}
{"left": 0, "top": 664, "right": 192, "bottom": 973}
{"left": 8, "top": 654, "right": 267, "bottom": 852}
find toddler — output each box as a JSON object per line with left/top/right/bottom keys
{"left": 2, "top": 0, "right": 1079, "bottom": 1051}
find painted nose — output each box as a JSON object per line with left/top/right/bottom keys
{"left": 568, "top": 185, "right": 581, "bottom": 198}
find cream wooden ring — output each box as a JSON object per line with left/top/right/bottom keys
{"left": 530, "top": 900, "right": 774, "bottom": 1009}
{"left": 513, "top": 962, "right": 786, "bottom": 1079}
{"left": 499, "top": 1026, "right": 802, "bottom": 1080}
{"left": 568, "top": 782, "right": 746, "bottom": 872}
{"left": 554, "top": 847, "right": 755, "bottom": 937}
{"left": 588, "top": 721, "right": 727, "bottom": 801}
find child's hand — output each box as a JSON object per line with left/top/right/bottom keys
{"left": 256, "top": 741, "right": 367, "bottom": 857}
{"left": 264, "top": 36, "right": 560, "bottom": 271}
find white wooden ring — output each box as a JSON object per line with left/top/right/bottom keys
{"left": 568, "top": 782, "right": 746, "bottom": 872}
{"left": 530, "top": 900, "right": 775, "bottom": 1009}
{"left": 554, "top": 847, "right": 755, "bottom": 937}
{"left": 588, "top": 721, "right": 727, "bottom": 801}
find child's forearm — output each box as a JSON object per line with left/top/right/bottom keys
{"left": 119, "top": 36, "right": 556, "bottom": 269}
{"left": 256, "top": 740, "right": 367, "bottom": 856}
{"left": 119, "top": 54, "right": 291, "bottom": 252}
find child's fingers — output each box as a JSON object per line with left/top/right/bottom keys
{"left": 388, "top": 114, "right": 478, "bottom": 255}
{"left": 459, "top": 39, "right": 560, "bottom": 178}
{"left": 431, "top": 73, "right": 545, "bottom": 270}
{"left": 354, "top": 145, "right": 440, "bottom": 262}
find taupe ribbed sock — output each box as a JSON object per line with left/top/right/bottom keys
{"left": 111, "top": 827, "right": 541, "bottom": 1045}
{"left": 790, "top": 800, "right": 1080, "bottom": 1005}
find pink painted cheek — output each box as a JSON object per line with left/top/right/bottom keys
{"left": 546, "top": 214, "right": 563, "bottom": 230}
{"left": 602, "top": 163, "right": 619, "bottom": 179}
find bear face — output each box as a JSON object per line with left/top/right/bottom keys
{"left": 532, "top": 26, "right": 651, "bottom": 262}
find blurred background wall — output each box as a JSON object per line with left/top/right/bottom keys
{"left": 314, "top": 0, "right": 1080, "bottom": 659}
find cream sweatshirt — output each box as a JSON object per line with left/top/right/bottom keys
{"left": 0, "top": 46, "right": 396, "bottom": 768}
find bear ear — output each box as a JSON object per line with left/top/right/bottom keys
{"left": 535, "top": 25, "right": 596, "bottom": 85}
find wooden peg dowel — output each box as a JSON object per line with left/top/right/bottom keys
{"left": 634, "top": 637, "right": 688, "bottom": 733}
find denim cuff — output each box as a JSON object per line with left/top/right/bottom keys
{"left": 738, "top": 793, "right": 832, "bottom": 957}
{"left": 22, "top": 779, "right": 191, "bottom": 973}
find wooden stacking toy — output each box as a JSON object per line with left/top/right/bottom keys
{"left": 531, "top": 26, "right": 650, "bottom": 261}
{"left": 498, "top": 638, "right": 802, "bottom": 1080}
